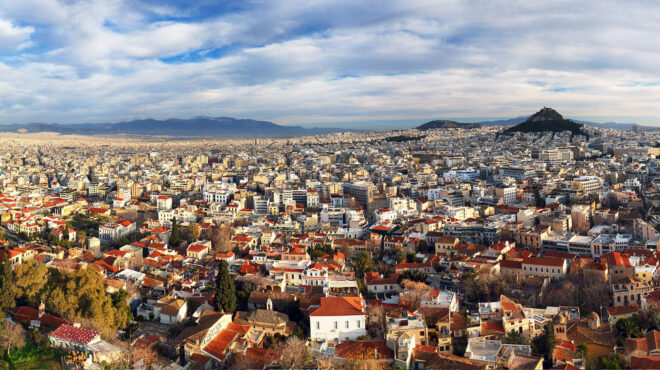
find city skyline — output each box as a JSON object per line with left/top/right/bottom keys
{"left": 2, "top": 1, "right": 660, "bottom": 128}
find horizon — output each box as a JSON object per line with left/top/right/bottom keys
{"left": 3, "top": 1, "right": 660, "bottom": 126}
{"left": 1, "top": 113, "right": 659, "bottom": 131}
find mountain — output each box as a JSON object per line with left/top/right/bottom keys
{"left": 476, "top": 117, "right": 527, "bottom": 126}
{"left": 0, "top": 117, "right": 362, "bottom": 138}
{"left": 498, "top": 107, "right": 590, "bottom": 139}
{"left": 416, "top": 120, "right": 481, "bottom": 130}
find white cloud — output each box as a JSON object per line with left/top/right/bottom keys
{"left": 2, "top": 0, "right": 660, "bottom": 125}
{"left": 0, "top": 19, "right": 33, "bottom": 52}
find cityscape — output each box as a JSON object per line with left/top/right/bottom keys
{"left": 2, "top": 1, "right": 660, "bottom": 370}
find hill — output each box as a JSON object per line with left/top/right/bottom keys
{"left": 499, "top": 107, "right": 589, "bottom": 139}
{"left": 0, "top": 117, "right": 362, "bottom": 138}
{"left": 416, "top": 120, "right": 481, "bottom": 130}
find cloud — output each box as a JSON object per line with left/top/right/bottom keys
{"left": 0, "top": 18, "right": 33, "bottom": 52}
{"left": 1, "top": 0, "right": 660, "bottom": 126}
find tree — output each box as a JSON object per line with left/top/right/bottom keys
{"left": 416, "top": 240, "right": 428, "bottom": 253}
{"left": 14, "top": 262, "right": 48, "bottom": 305}
{"left": 399, "top": 270, "right": 428, "bottom": 283}
{"left": 399, "top": 279, "right": 431, "bottom": 310}
{"left": 366, "top": 305, "right": 386, "bottom": 339}
{"left": 598, "top": 352, "right": 627, "bottom": 369}
{"left": 131, "top": 344, "right": 159, "bottom": 369}
{"left": 208, "top": 225, "right": 233, "bottom": 252}
{"left": 531, "top": 323, "right": 555, "bottom": 369}
{"left": 278, "top": 336, "right": 311, "bottom": 369}
{"left": 0, "top": 259, "right": 16, "bottom": 311}
{"left": 214, "top": 260, "right": 236, "bottom": 313}
{"left": 0, "top": 321, "right": 25, "bottom": 353}
{"left": 534, "top": 187, "right": 546, "bottom": 208}
{"left": 169, "top": 218, "right": 181, "bottom": 245}
{"left": 78, "top": 230, "right": 87, "bottom": 246}
{"left": 355, "top": 252, "right": 372, "bottom": 278}
{"left": 576, "top": 343, "right": 589, "bottom": 364}
{"left": 187, "top": 222, "right": 201, "bottom": 242}
{"left": 504, "top": 329, "right": 526, "bottom": 344}
{"left": 111, "top": 289, "right": 133, "bottom": 329}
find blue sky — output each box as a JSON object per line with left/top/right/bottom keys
{"left": 2, "top": 1, "right": 660, "bottom": 128}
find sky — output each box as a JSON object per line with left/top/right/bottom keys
{"left": 2, "top": 1, "right": 660, "bottom": 129}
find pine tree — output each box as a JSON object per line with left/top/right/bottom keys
{"left": 169, "top": 218, "right": 181, "bottom": 245}
{"left": 0, "top": 259, "right": 16, "bottom": 311}
{"left": 214, "top": 260, "right": 236, "bottom": 313}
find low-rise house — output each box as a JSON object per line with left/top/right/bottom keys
{"left": 201, "top": 314, "right": 266, "bottom": 366}
{"left": 612, "top": 277, "right": 650, "bottom": 307}
{"left": 154, "top": 296, "right": 188, "bottom": 324}
{"left": 310, "top": 296, "right": 366, "bottom": 344}
{"left": 607, "top": 304, "right": 640, "bottom": 328}
{"left": 187, "top": 243, "right": 210, "bottom": 260}
{"left": 521, "top": 257, "right": 568, "bottom": 279}
{"left": 49, "top": 324, "right": 121, "bottom": 364}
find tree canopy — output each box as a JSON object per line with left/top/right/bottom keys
{"left": 214, "top": 260, "right": 236, "bottom": 313}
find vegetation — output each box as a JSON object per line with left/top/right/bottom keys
{"left": 500, "top": 107, "right": 589, "bottom": 140}
{"left": 12, "top": 262, "right": 132, "bottom": 338}
{"left": 398, "top": 270, "right": 428, "bottom": 283}
{"left": 384, "top": 134, "right": 425, "bottom": 142}
{"left": 597, "top": 352, "right": 627, "bottom": 369}
{"left": 354, "top": 252, "right": 373, "bottom": 279}
{"left": 416, "top": 120, "right": 481, "bottom": 130}
{"left": 503, "top": 329, "right": 527, "bottom": 345}
{"left": 0, "top": 259, "right": 16, "bottom": 312}
{"left": 531, "top": 323, "right": 555, "bottom": 369}
{"left": 214, "top": 260, "right": 237, "bottom": 313}
{"left": 169, "top": 218, "right": 181, "bottom": 245}
{"left": 614, "top": 314, "right": 658, "bottom": 346}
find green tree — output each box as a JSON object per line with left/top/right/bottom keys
{"left": 534, "top": 187, "right": 546, "bottom": 208}
{"left": 598, "top": 352, "right": 627, "bottom": 369}
{"left": 398, "top": 270, "right": 428, "bottom": 283}
{"left": 354, "top": 252, "right": 372, "bottom": 279}
{"left": 111, "top": 289, "right": 133, "bottom": 329}
{"left": 0, "top": 259, "right": 16, "bottom": 311}
{"left": 214, "top": 260, "right": 236, "bottom": 313}
{"left": 576, "top": 343, "right": 589, "bottom": 366}
{"left": 170, "top": 218, "right": 181, "bottom": 245}
{"left": 416, "top": 240, "right": 428, "bottom": 253}
{"left": 531, "top": 323, "right": 555, "bottom": 369}
{"left": 504, "top": 329, "right": 527, "bottom": 345}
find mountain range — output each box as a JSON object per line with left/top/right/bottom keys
{"left": 0, "top": 117, "right": 363, "bottom": 138}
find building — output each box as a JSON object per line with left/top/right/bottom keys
{"left": 309, "top": 296, "right": 366, "bottom": 343}
{"left": 520, "top": 257, "right": 568, "bottom": 279}
{"left": 154, "top": 296, "right": 188, "bottom": 324}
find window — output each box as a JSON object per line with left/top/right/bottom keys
{"left": 316, "top": 322, "right": 320, "bottom": 330}
{"left": 334, "top": 321, "right": 338, "bottom": 329}
{"left": 357, "top": 320, "right": 361, "bottom": 328}
{"left": 345, "top": 321, "right": 349, "bottom": 329}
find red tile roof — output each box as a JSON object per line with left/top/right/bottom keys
{"left": 310, "top": 297, "right": 365, "bottom": 317}
{"left": 522, "top": 257, "right": 565, "bottom": 267}
{"left": 49, "top": 324, "right": 100, "bottom": 345}
{"left": 203, "top": 322, "right": 251, "bottom": 360}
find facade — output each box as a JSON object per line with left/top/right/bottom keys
{"left": 309, "top": 296, "right": 366, "bottom": 343}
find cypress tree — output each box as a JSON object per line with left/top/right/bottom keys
{"left": 214, "top": 260, "right": 236, "bottom": 313}
{"left": 169, "top": 218, "right": 181, "bottom": 245}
